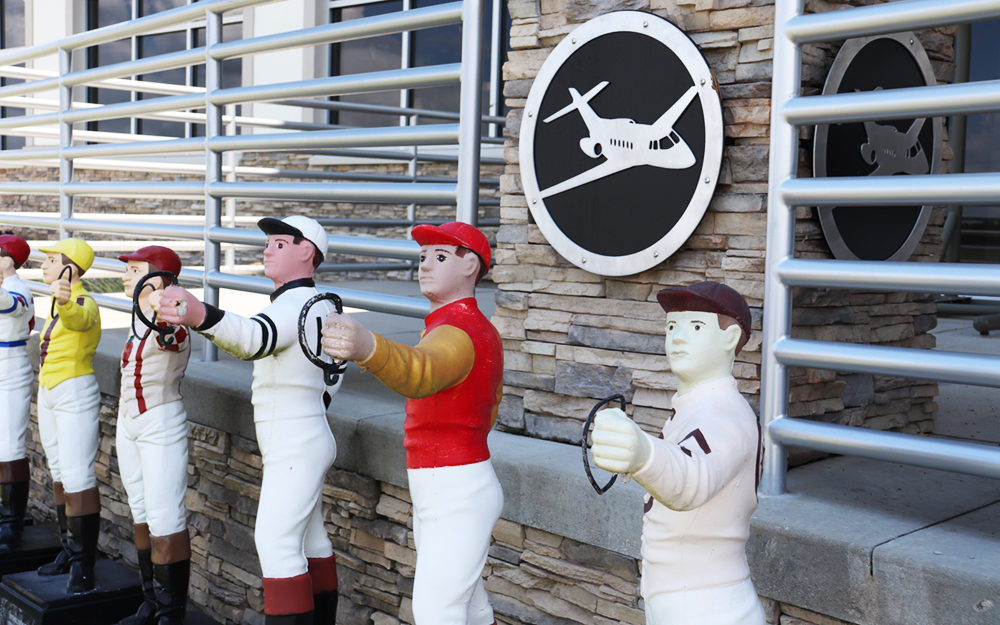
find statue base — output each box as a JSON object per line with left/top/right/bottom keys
{"left": 0, "top": 558, "right": 143, "bottom": 625}
{"left": 0, "top": 525, "right": 65, "bottom": 577}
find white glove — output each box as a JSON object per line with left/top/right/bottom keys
{"left": 591, "top": 408, "right": 653, "bottom": 475}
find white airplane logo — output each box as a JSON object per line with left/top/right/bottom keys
{"left": 539, "top": 81, "right": 700, "bottom": 198}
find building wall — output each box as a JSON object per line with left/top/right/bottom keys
{"left": 495, "top": 0, "right": 954, "bottom": 464}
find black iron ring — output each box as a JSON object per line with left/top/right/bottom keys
{"left": 298, "top": 292, "right": 349, "bottom": 386}
{"left": 581, "top": 394, "right": 627, "bottom": 495}
{"left": 132, "top": 270, "right": 178, "bottom": 346}
{"left": 48, "top": 264, "right": 74, "bottom": 320}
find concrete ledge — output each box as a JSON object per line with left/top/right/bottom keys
{"left": 749, "top": 456, "right": 1000, "bottom": 625}
{"left": 84, "top": 326, "right": 645, "bottom": 559}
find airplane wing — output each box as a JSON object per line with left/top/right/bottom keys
{"left": 650, "top": 86, "right": 698, "bottom": 137}
{"left": 539, "top": 159, "right": 631, "bottom": 198}
{"left": 543, "top": 82, "right": 609, "bottom": 124}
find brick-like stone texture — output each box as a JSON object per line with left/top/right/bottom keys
{"left": 495, "top": 0, "right": 952, "bottom": 466}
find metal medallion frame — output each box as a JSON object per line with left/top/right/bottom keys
{"left": 519, "top": 11, "right": 723, "bottom": 277}
{"left": 813, "top": 32, "right": 941, "bottom": 262}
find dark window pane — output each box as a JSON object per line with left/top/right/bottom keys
{"left": 140, "top": 0, "right": 184, "bottom": 17}
{"left": 331, "top": 2, "right": 403, "bottom": 127}
{"left": 137, "top": 32, "right": 186, "bottom": 136}
{"left": 3, "top": 0, "right": 24, "bottom": 48}
{"left": 95, "top": 0, "right": 132, "bottom": 27}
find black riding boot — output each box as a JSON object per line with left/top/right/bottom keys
{"left": 0, "top": 480, "right": 29, "bottom": 552}
{"left": 153, "top": 559, "right": 190, "bottom": 625}
{"left": 121, "top": 548, "right": 156, "bottom": 625}
{"left": 312, "top": 591, "right": 338, "bottom": 625}
{"left": 38, "top": 503, "right": 70, "bottom": 576}
{"left": 65, "top": 513, "right": 100, "bottom": 593}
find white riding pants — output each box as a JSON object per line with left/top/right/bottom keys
{"left": 0, "top": 347, "right": 32, "bottom": 462}
{"left": 408, "top": 460, "right": 503, "bottom": 625}
{"left": 254, "top": 415, "right": 336, "bottom": 579}
{"left": 117, "top": 400, "right": 189, "bottom": 537}
{"left": 645, "top": 578, "right": 766, "bottom": 625}
{"left": 37, "top": 374, "right": 101, "bottom": 494}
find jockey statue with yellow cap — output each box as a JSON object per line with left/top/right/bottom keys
{"left": 35, "top": 238, "right": 103, "bottom": 594}
{"left": 321, "top": 222, "right": 504, "bottom": 625}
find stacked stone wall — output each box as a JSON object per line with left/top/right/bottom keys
{"left": 496, "top": 0, "right": 953, "bottom": 463}
{"left": 21, "top": 380, "right": 853, "bottom": 625}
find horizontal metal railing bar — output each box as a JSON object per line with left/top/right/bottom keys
{"left": 60, "top": 138, "right": 206, "bottom": 160}
{"left": 207, "top": 124, "right": 460, "bottom": 152}
{"left": 0, "top": 76, "right": 59, "bottom": 100}
{"left": 315, "top": 217, "right": 500, "bottom": 227}
{"left": 0, "top": 212, "right": 61, "bottom": 228}
{"left": 784, "top": 0, "right": 1000, "bottom": 44}
{"left": 0, "top": 125, "right": 184, "bottom": 146}
{"left": 773, "top": 337, "right": 1000, "bottom": 388}
{"left": 212, "top": 2, "right": 463, "bottom": 60}
{"left": 22, "top": 279, "right": 135, "bottom": 314}
{"left": 206, "top": 226, "right": 421, "bottom": 260}
{"left": 0, "top": 0, "right": 275, "bottom": 67}
{"left": 775, "top": 258, "right": 1000, "bottom": 297}
{"left": 62, "top": 182, "right": 205, "bottom": 200}
{"left": 59, "top": 93, "right": 206, "bottom": 125}
{"left": 61, "top": 218, "right": 206, "bottom": 239}
{"left": 317, "top": 262, "right": 412, "bottom": 272}
{"left": 308, "top": 148, "right": 506, "bottom": 166}
{"left": 283, "top": 97, "right": 507, "bottom": 125}
{"left": 0, "top": 66, "right": 204, "bottom": 99}
{"left": 769, "top": 417, "right": 1000, "bottom": 480}
{"left": 210, "top": 64, "right": 461, "bottom": 107}
{"left": 779, "top": 172, "right": 1000, "bottom": 206}
{"left": 783, "top": 79, "right": 1000, "bottom": 125}
{"left": 0, "top": 183, "right": 60, "bottom": 196}
{"left": 63, "top": 48, "right": 206, "bottom": 88}
{"left": 205, "top": 270, "right": 429, "bottom": 317}
{"left": 207, "top": 181, "right": 458, "bottom": 204}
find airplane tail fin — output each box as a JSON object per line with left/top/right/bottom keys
{"left": 543, "top": 81, "right": 609, "bottom": 124}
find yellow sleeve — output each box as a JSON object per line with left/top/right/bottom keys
{"left": 55, "top": 295, "right": 99, "bottom": 332}
{"left": 362, "top": 325, "right": 475, "bottom": 399}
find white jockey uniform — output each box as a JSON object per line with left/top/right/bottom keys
{"left": 633, "top": 376, "right": 766, "bottom": 625}
{"left": 117, "top": 314, "right": 191, "bottom": 538}
{"left": 194, "top": 278, "right": 341, "bottom": 579}
{"left": 0, "top": 275, "right": 35, "bottom": 462}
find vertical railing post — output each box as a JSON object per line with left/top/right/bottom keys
{"left": 760, "top": 0, "right": 804, "bottom": 495}
{"left": 407, "top": 112, "right": 418, "bottom": 280}
{"left": 225, "top": 104, "right": 238, "bottom": 271}
{"left": 202, "top": 8, "right": 224, "bottom": 362}
{"left": 456, "top": 0, "right": 484, "bottom": 226}
{"left": 58, "top": 48, "right": 72, "bottom": 239}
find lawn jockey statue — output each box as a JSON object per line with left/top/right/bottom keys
{"left": 0, "top": 234, "right": 35, "bottom": 552}
{"left": 590, "top": 281, "right": 766, "bottom": 625}
{"left": 36, "top": 238, "right": 103, "bottom": 593}
{"left": 321, "top": 222, "right": 504, "bottom": 625}
{"left": 118, "top": 246, "right": 191, "bottom": 625}
{"left": 153, "top": 216, "right": 341, "bottom": 625}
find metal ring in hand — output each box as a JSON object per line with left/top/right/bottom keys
{"left": 48, "top": 264, "right": 74, "bottom": 319}
{"left": 132, "top": 270, "right": 178, "bottom": 346}
{"left": 582, "top": 394, "right": 627, "bottom": 495}
{"left": 298, "top": 292, "right": 348, "bottom": 386}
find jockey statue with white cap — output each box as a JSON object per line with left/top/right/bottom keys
{"left": 153, "top": 216, "right": 341, "bottom": 625}
{"left": 590, "top": 281, "right": 766, "bottom": 625}
{"left": 321, "top": 222, "right": 504, "bottom": 625}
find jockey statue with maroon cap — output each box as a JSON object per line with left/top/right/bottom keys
{"left": 590, "top": 281, "right": 766, "bottom": 625}
{"left": 321, "top": 221, "right": 504, "bottom": 625}
{"left": 118, "top": 245, "right": 192, "bottom": 625}
{"left": 0, "top": 233, "right": 35, "bottom": 553}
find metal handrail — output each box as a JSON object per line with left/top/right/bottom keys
{"left": 762, "top": 0, "right": 1000, "bottom": 494}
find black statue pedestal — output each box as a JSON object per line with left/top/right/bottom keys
{"left": 0, "top": 558, "right": 143, "bottom": 625}
{"left": 0, "top": 524, "right": 64, "bottom": 578}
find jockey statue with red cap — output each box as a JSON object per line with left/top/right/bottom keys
{"left": 0, "top": 234, "right": 35, "bottom": 553}
{"left": 590, "top": 281, "right": 766, "bottom": 625}
{"left": 117, "top": 246, "right": 192, "bottom": 625}
{"left": 321, "top": 222, "right": 504, "bottom": 625}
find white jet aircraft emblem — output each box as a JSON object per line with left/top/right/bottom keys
{"left": 539, "top": 81, "right": 700, "bottom": 198}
